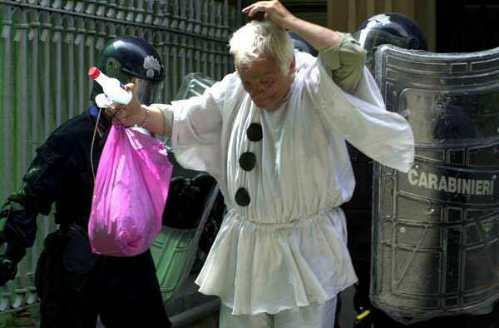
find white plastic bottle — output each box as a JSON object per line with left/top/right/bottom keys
{"left": 88, "top": 66, "right": 132, "bottom": 105}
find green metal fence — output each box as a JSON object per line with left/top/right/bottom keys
{"left": 0, "top": 0, "right": 240, "bottom": 313}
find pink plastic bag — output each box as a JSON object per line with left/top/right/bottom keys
{"left": 89, "top": 123, "right": 173, "bottom": 257}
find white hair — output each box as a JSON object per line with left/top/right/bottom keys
{"left": 229, "top": 20, "right": 294, "bottom": 74}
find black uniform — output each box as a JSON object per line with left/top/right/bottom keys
{"left": 0, "top": 106, "right": 171, "bottom": 328}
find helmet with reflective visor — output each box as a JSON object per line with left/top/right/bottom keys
{"left": 353, "top": 13, "right": 428, "bottom": 71}
{"left": 91, "top": 36, "right": 165, "bottom": 106}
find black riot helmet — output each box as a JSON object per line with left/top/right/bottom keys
{"left": 289, "top": 32, "right": 318, "bottom": 57}
{"left": 353, "top": 13, "right": 427, "bottom": 71}
{"left": 91, "top": 36, "right": 165, "bottom": 106}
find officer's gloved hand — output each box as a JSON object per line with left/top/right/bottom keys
{"left": 0, "top": 257, "right": 17, "bottom": 286}
{"left": 0, "top": 241, "right": 26, "bottom": 286}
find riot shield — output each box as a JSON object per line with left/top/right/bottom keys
{"left": 371, "top": 45, "right": 499, "bottom": 324}
{"left": 150, "top": 73, "right": 226, "bottom": 304}
{"left": 175, "top": 72, "right": 216, "bottom": 99}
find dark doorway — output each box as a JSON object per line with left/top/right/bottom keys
{"left": 437, "top": 1, "right": 499, "bottom": 52}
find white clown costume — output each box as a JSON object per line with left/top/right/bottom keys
{"left": 153, "top": 34, "right": 414, "bottom": 326}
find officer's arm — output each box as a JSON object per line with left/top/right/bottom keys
{"left": 0, "top": 195, "right": 35, "bottom": 286}
{"left": 0, "top": 193, "right": 39, "bottom": 250}
{"left": 0, "top": 137, "right": 68, "bottom": 285}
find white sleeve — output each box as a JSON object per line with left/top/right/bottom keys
{"left": 167, "top": 79, "right": 226, "bottom": 176}
{"left": 304, "top": 62, "right": 415, "bottom": 172}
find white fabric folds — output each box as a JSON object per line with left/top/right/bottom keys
{"left": 196, "top": 208, "right": 356, "bottom": 315}
{"left": 157, "top": 50, "right": 415, "bottom": 315}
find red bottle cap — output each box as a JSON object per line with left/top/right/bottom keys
{"left": 88, "top": 66, "right": 101, "bottom": 80}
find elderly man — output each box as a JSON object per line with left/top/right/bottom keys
{"left": 117, "top": 1, "right": 414, "bottom": 327}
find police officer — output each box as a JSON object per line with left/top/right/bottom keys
{"left": 347, "top": 13, "right": 427, "bottom": 328}
{"left": 349, "top": 13, "right": 499, "bottom": 328}
{"left": 0, "top": 37, "right": 171, "bottom": 328}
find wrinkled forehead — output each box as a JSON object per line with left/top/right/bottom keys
{"left": 237, "top": 55, "right": 281, "bottom": 80}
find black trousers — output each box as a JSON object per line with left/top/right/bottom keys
{"left": 37, "top": 247, "right": 171, "bottom": 328}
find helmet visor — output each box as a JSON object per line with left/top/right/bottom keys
{"left": 353, "top": 29, "right": 414, "bottom": 50}
{"left": 131, "top": 78, "right": 160, "bottom": 106}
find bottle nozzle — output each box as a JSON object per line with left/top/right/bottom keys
{"left": 88, "top": 66, "right": 101, "bottom": 80}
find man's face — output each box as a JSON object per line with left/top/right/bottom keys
{"left": 237, "top": 55, "right": 294, "bottom": 111}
